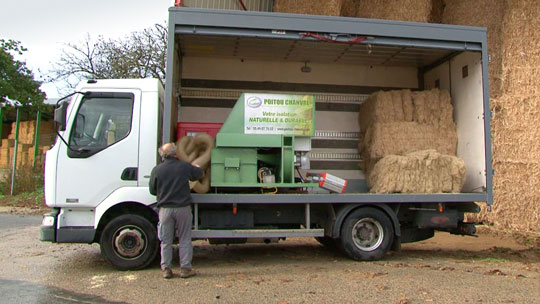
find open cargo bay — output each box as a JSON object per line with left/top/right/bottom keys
{"left": 165, "top": 8, "right": 492, "bottom": 206}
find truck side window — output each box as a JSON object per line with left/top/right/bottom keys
{"left": 68, "top": 93, "right": 134, "bottom": 157}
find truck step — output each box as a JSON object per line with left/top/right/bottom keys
{"left": 192, "top": 228, "right": 324, "bottom": 238}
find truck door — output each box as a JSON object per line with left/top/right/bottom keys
{"left": 56, "top": 90, "right": 140, "bottom": 207}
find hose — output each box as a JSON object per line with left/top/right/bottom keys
{"left": 257, "top": 167, "right": 278, "bottom": 194}
{"left": 176, "top": 133, "right": 214, "bottom": 193}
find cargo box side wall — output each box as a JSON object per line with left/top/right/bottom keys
{"left": 178, "top": 56, "right": 418, "bottom": 123}
{"left": 424, "top": 52, "right": 487, "bottom": 192}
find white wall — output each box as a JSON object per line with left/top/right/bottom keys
{"left": 449, "top": 52, "right": 487, "bottom": 192}
{"left": 182, "top": 57, "right": 418, "bottom": 88}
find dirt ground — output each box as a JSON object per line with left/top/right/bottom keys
{"left": 1, "top": 210, "right": 539, "bottom": 304}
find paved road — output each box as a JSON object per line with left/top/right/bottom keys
{"left": 1, "top": 279, "right": 126, "bottom": 304}
{"left": 0, "top": 213, "right": 122, "bottom": 304}
{"left": 0, "top": 214, "right": 41, "bottom": 230}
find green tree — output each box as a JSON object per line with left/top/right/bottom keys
{"left": 0, "top": 39, "right": 45, "bottom": 107}
{"left": 49, "top": 23, "right": 167, "bottom": 93}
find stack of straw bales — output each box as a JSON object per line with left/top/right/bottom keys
{"left": 0, "top": 121, "right": 55, "bottom": 168}
{"left": 274, "top": 0, "right": 443, "bottom": 22}
{"left": 442, "top": 0, "right": 506, "bottom": 98}
{"left": 438, "top": 0, "right": 540, "bottom": 237}
{"left": 369, "top": 150, "right": 465, "bottom": 193}
{"left": 359, "top": 89, "right": 457, "bottom": 167}
{"left": 353, "top": 0, "right": 442, "bottom": 22}
{"left": 359, "top": 88, "right": 464, "bottom": 193}
{"left": 273, "top": 0, "right": 344, "bottom": 16}
{"left": 480, "top": 0, "right": 540, "bottom": 235}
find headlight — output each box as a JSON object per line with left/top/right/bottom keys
{"left": 41, "top": 215, "right": 55, "bottom": 227}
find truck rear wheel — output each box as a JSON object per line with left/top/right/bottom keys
{"left": 340, "top": 207, "right": 394, "bottom": 261}
{"left": 100, "top": 214, "right": 159, "bottom": 270}
{"left": 315, "top": 237, "right": 339, "bottom": 249}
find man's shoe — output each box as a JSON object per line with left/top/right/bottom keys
{"left": 163, "top": 267, "right": 173, "bottom": 279}
{"left": 180, "top": 268, "right": 196, "bottom": 279}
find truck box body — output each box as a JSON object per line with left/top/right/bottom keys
{"left": 164, "top": 8, "right": 492, "bottom": 204}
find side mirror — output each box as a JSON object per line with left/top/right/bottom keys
{"left": 54, "top": 102, "right": 68, "bottom": 131}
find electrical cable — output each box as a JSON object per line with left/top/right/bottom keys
{"left": 300, "top": 32, "right": 367, "bottom": 44}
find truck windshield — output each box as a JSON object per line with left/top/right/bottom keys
{"left": 69, "top": 93, "right": 134, "bottom": 153}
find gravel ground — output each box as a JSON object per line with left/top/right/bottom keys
{"left": 1, "top": 211, "right": 539, "bottom": 304}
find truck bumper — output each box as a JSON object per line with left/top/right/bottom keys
{"left": 40, "top": 210, "right": 58, "bottom": 242}
{"left": 40, "top": 209, "right": 96, "bottom": 243}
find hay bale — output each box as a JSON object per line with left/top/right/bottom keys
{"left": 340, "top": 0, "right": 358, "bottom": 17}
{"left": 354, "top": 0, "right": 440, "bottom": 22}
{"left": 358, "top": 88, "right": 457, "bottom": 157}
{"left": 362, "top": 121, "right": 457, "bottom": 160}
{"left": 442, "top": 0, "right": 506, "bottom": 98}
{"left": 273, "top": 0, "right": 344, "bottom": 16}
{"left": 358, "top": 88, "right": 458, "bottom": 188}
{"left": 369, "top": 150, "right": 466, "bottom": 193}
{"left": 499, "top": 0, "right": 540, "bottom": 97}
{"left": 481, "top": 93, "right": 540, "bottom": 235}
{"left": 491, "top": 96, "right": 540, "bottom": 164}
{"left": 474, "top": 0, "right": 540, "bottom": 237}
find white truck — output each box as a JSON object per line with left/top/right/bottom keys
{"left": 41, "top": 7, "right": 492, "bottom": 270}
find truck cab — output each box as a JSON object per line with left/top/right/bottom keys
{"left": 41, "top": 79, "right": 163, "bottom": 269}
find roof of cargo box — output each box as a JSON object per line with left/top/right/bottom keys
{"left": 169, "top": 7, "right": 487, "bottom": 68}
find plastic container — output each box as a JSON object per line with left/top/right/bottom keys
{"left": 177, "top": 122, "right": 223, "bottom": 140}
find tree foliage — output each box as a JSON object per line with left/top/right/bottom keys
{"left": 49, "top": 23, "right": 167, "bottom": 92}
{"left": 0, "top": 39, "right": 45, "bottom": 107}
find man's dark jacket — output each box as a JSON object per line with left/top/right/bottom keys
{"left": 149, "top": 157, "right": 204, "bottom": 208}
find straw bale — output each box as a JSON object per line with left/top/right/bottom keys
{"left": 359, "top": 88, "right": 453, "bottom": 128}
{"left": 369, "top": 150, "right": 466, "bottom": 193}
{"left": 359, "top": 88, "right": 458, "bottom": 187}
{"left": 482, "top": 92, "right": 540, "bottom": 235}
{"left": 499, "top": 0, "right": 540, "bottom": 97}
{"left": 340, "top": 0, "right": 358, "bottom": 17}
{"left": 491, "top": 96, "right": 540, "bottom": 164}
{"left": 362, "top": 121, "right": 457, "bottom": 160}
{"left": 354, "top": 0, "right": 439, "bottom": 22}
{"left": 442, "top": 0, "right": 506, "bottom": 98}
{"left": 6, "top": 120, "right": 56, "bottom": 145}
{"left": 479, "top": 161, "right": 540, "bottom": 234}
{"left": 273, "top": 0, "right": 343, "bottom": 16}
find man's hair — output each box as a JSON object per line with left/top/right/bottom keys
{"left": 158, "top": 143, "right": 177, "bottom": 159}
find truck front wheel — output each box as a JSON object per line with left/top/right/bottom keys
{"left": 340, "top": 207, "right": 394, "bottom": 261}
{"left": 100, "top": 214, "right": 159, "bottom": 270}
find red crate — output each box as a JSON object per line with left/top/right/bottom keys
{"left": 177, "top": 122, "right": 223, "bottom": 140}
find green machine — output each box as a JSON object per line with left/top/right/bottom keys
{"left": 211, "top": 93, "right": 318, "bottom": 188}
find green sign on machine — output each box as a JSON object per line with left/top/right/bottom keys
{"left": 244, "top": 93, "right": 315, "bottom": 136}
{"left": 212, "top": 93, "right": 317, "bottom": 188}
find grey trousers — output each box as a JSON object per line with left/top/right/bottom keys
{"left": 158, "top": 206, "right": 193, "bottom": 270}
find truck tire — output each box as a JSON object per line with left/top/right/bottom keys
{"left": 314, "top": 237, "right": 339, "bottom": 249}
{"left": 340, "top": 207, "right": 394, "bottom": 261}
{"left": 100, "top": 214, "right": 159, "bottom": 270}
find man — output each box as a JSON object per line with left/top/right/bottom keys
{"left": 149, "top": 142, "right": 203, "bottom": 279}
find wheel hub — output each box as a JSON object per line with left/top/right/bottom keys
{"left": 351, "top": 218, "right": 384, "bottom": 252}
{"left": 114, "top": 228, "right": 145, "bottom": 258}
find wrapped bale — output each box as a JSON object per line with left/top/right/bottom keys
{"left": 273, "top": 0, "right": 343, "bottom": 16}
{"left": 369, "top": 150, "right": 466, "bottom": 193}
